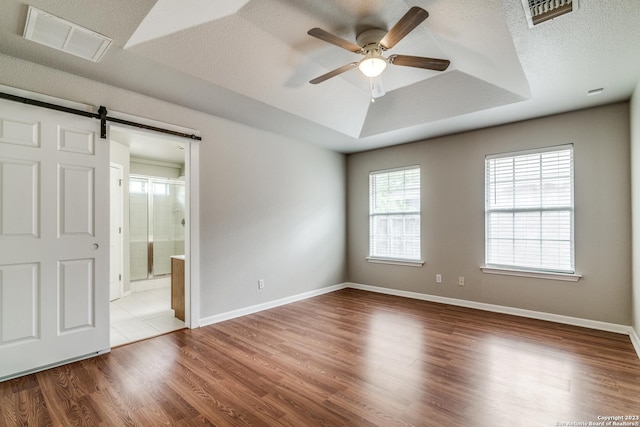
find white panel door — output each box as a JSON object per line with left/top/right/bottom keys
{"left": 0, "top": 98, "right": 109, "bottom": 379}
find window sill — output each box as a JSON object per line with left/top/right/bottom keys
{"left": 366, "top": 257, "right": 424, "bottom": 267}
{"left": 480, "top": 266, "right": 582, "bottom": 282}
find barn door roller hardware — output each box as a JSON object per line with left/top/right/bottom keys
{"left": 98, "top": 105, "right": 108, "bottom": 139}
{"left": 97, "top": 106, "right": 201, "bottom": 141}
{"left": 0, "top": 91, "right": 202, "bottom": 141}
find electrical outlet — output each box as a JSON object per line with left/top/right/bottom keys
{"left": 436, "top": 274, "right": 442, "bottom": 284}
{"left": 258, "top": 279, "right": 265, "bottom": 290}
{"left": 458, "top": 276, "right": 465, "bottom": 286}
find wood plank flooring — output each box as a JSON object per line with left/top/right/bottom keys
{"left": 1, "top": 288, "right": 639, "bottom": 426}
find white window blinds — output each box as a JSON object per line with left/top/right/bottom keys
{"left": 369, "top": 166, "right": 420, "bottom": 261}
{"left": 485, "top": 145, "right": 574, "bottom": 273}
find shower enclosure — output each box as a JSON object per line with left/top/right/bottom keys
{"left": 129, "top": 176, "right": 185, "bottom": 281}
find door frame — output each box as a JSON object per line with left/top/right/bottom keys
{"left": 107, "top": 120, "right": 200, "bottom": 329}
{"left": 109, "top": 163, "right": 124, "bottom": 301}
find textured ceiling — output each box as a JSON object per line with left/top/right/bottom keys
{"left": 0, "top": 0, "right": 639, "bottom": 153}
{"left": 124, "top": 0, "right": 530, "bottom": 139}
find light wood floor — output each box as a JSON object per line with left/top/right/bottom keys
{"left": 1, "top": 288, "right": 639, "bottom": 426}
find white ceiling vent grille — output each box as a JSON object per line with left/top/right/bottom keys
{"left": 522, "top": 0, "right": 577, "bottom": 27}
{"left": 23, "top": 6, "right": 112, "bottom": 62}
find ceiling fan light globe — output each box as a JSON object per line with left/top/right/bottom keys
{"left": 358, "top": 56, "right": 387, "bottom": 78}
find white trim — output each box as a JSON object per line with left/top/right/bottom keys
{"left": 485, "top": 143, "right": 574, "bottom": 160}
{"left": 200, "top": 284, "right": 346, "bottom": 326}
{"left": 106, "top": 110, "right": 200, "bottom": 138}
{"left": 187, "top": 141, "right": 200, "bottom": 328}
{"left": 345, "top": 282, "right": 634, "bottom": 336}
{"left": 485, "top": 145, "right": 575, "bottom": 274}
{"left": 630, "top": 328, "right": 640, "bottom": 360}
{"left": 369, "top": 164, "right": 420, "bottom": 175}
{"left": 481, "top": 266, "right": 582, "bottom": 282}
{"left": 369, "top": 166, "right": 421, "bottom": 261}
{"left": 109, "top": 162, "right": 124, "bottom": 302}
{"left": 108, "top": 118, "right": 200, "bottom": 330}
{"left": 366, "top": 257, "right": 424, "bottom": 267}
{"left": 199, "top": 281, "right": 639, "bottom": 360}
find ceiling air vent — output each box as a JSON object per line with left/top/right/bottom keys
{"left": 522, "top": 0, "right": 577, "bottom": 27}
{"left": 23, "top": 6, "right": 112, "bottom": 62}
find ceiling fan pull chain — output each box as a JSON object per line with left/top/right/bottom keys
{"left": 370, "top": 77, "right": 385, "bottom": 99}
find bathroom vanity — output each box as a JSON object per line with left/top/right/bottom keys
{"left": 171, "top": 255, "right": 185, "bottom": 321}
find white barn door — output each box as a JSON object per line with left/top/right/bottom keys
{"left": 0, "top": 98, "right": 109, "bottom": 379}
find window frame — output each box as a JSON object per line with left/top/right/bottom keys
{"left": 367, "top": 165, "right": 423, "bottom": 266}
{"left": 482, "top": 144, "right": 581, "bottom": 281}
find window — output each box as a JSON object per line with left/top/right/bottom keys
{"left": 129, "top": 179, "right": 168, "bottom": 195}
{"left": 369, "top": 166, "right": 421, "bottom": 262}
{"left": 129, "top": 179, "right": 147, "bottom": 194}
{"left": 485, "top": 145, "right": 574, "bottom": 274}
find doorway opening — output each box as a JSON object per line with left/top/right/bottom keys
{"left": 109, "top": 125, "right": 194, "bottom": 346}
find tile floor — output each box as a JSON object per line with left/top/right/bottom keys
{"left": 110, "top": 287, "right": 185, "bottom": 347}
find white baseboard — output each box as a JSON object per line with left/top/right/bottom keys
{"left": 199, "top": 283, "right": 347, "bottom": 327}
{"left": 346, "top": 282, "right": 640, "bottom": 359}
{"left": 346, "top": 282, "right": 630, "bottom": 333}
{"left": 630, "top": 327, "right": 640, "bottom": 359}
{"left": 198, "top": 281, "right": 640, "bottom": 360}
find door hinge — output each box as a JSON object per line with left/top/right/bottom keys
{"left": 119, "top": 226, "right": 122, "bottom": 234}
{"left": 119, "top": 274, "right": 122, "bottom": 281}
{"left": 118, "top": 179, "right": 122, "bottom": 187}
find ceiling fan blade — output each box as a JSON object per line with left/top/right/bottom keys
{"left": 307, "top": 28, "right": 362, "bottom": 53}
{"left": 379, "top": 7, "right": 429, "bottom": 50}
{"left": 388, "top": 54, "right": 450, "bottom": 71}
{"left": 309, "top": 62, "right": 358, "bottom": 84}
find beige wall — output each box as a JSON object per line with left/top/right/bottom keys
{"left": 347, "top": 103, "right": 632, "bottom": 325}
{"left": 199, "top": 119, "right": 347, "bottom": 314}
{"left": 1, "top": 52, "right": 634, "bottom": 328}
{"left": 0, "top": 54, "right": 347, "bottom": 320}
{"left": 129, "top": 159, "right": 181, "bottom": 179}
{"left": 631, "top": 79, "right": 640, "bottom": 336}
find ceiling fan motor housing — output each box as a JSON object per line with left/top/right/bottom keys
{"left": 356, "top": 29, "right": 387, "bottom": 52}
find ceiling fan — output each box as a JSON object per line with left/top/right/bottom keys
{"left": 307, "top": 7, "right": 450, "bottom": 99}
